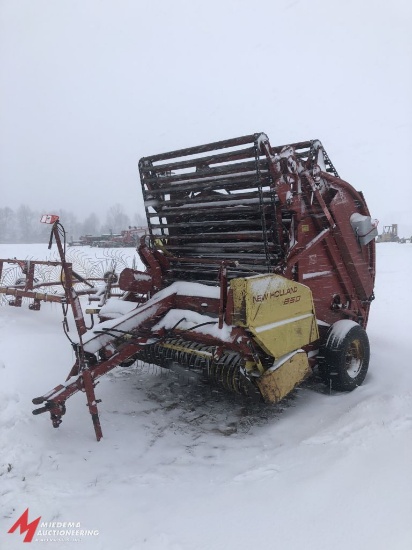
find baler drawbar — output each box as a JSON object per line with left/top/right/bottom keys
{"left": 32, "top": 133, "right": 378, "bottom": 440}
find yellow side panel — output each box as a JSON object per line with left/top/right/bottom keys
{"left": 231, "top": 274, "right": 319, "bottom": 358}
{"left": 256, "top": 351, "right": 311, "bottom": 403}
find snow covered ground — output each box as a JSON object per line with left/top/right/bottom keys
{"left": 1, "top": 242, "right": 411, "bottom": 550}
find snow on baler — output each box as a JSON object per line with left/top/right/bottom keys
{"left": 32, "top": 133, "right": 378, "bottom": 440}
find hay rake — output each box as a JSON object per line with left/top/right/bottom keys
{"left": 0, "top": 240, "right": 127, "bottom": 310}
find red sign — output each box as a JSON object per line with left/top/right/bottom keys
{"left": 8, "top": 508, "right": 41, "bottom": 543}
{"left": 40, "top": 214, "right": 59, "bottom": 224}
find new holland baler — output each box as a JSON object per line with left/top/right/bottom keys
{"left": 33, "top": 133, "right": 377, "bottom": 440}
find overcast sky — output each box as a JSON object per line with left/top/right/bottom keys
{"left": 1, "top": 0, "right": 411, "bottom": 235}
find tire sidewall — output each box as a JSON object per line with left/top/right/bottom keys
{"left": 320, "top": 321, "right": 370, "bottom": 391}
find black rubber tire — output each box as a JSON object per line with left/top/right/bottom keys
{"left": 319, "top": 320, "right": 370, "bottom": 392}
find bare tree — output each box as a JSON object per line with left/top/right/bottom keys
{"left": 17, "top": 204, "right": 34, "bottom": 242}
{"left": 56, "top": 209, "right": 80, "bottom": 241}
{"left": 103, "top": 204, "right": 130, "bottom": 234}
{"left": 81, "top": 212, "right": 100, "bottom": 237}
{"left": 132, "top": 211, "right": 147, "bottom": 227}
{"left": 0, "top": 207, "right": 16, "bottom": 242}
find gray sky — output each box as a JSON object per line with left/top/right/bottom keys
{"left": 1, "top": 0, "right": 411, "bottom": 235}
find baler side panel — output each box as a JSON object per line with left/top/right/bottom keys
{"left": 328, "top": 193, "right": 375, "bottom": 301}
{"left": 295, "top": 237, "right": 349, "bottom": 326}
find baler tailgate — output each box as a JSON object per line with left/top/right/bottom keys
{"left": 140, "top": 135, "right": 280, "bottom": 283}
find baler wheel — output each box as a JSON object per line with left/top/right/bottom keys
{"left": 319, "top": 320, "right": 370, "bottom": 391}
